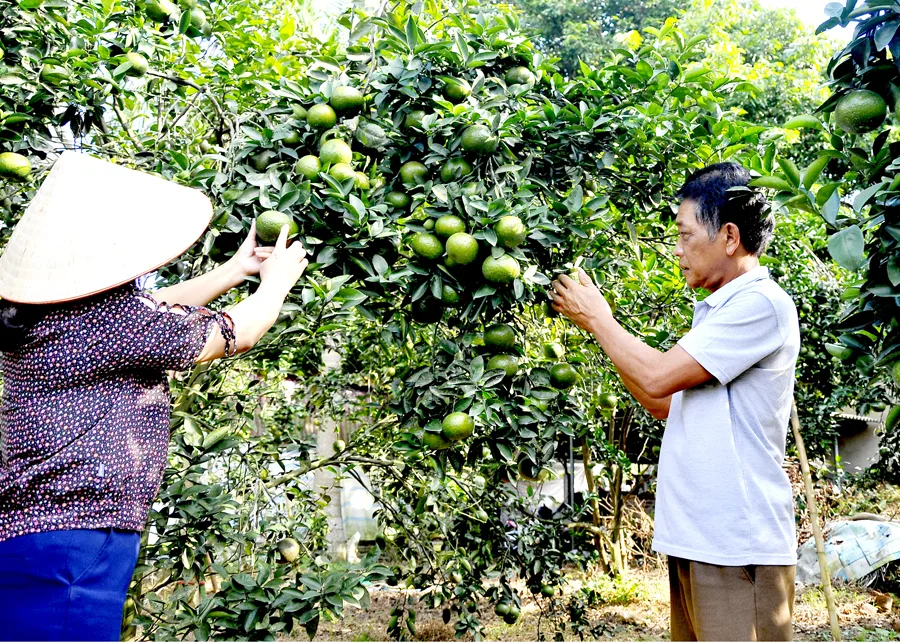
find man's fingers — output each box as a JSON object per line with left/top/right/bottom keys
{"left": 577, "top": 268, "right": 594, "bottom": 287}
{"left": 276, "top": 224, "right": 289, "bottom": 250}
{"left": 558, "top": 273, "right": 576, "bottom": 288}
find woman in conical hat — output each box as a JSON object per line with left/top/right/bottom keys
{"left": 0, "top": 151, "right": 308, "bottom": 641}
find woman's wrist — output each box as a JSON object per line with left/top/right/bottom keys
{"left": 255, "top": 278, "right": 294, "bottom": 302}
{"left": 220, "top": 257, "right": 250, "bottom": 289}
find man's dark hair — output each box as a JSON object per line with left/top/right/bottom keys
{"left": 676, "top": 162, "right": 774, "bottom": 256}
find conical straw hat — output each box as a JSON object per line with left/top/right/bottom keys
{"left": 0, "top": 151, "right": 213, "bottom": 304}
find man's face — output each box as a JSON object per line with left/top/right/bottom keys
{"left": 674, "top": 200, "right": 728, "bottom": 291}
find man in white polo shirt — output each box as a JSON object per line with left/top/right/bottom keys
{"left": 551, "top": 162, "right": 800, "bottom": 641}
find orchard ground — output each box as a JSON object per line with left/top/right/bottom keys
{"left": 305, "top": 569, "right": 900, "bottom": 642}
{"left": 296, "top": 476, "right": 900, "bottom": 643}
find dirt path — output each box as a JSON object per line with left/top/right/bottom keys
{"left": 307, "top": 568, "right": 900, "bottom": 642}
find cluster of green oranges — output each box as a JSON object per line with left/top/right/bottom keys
{"left": 143, "top": 0, "right": 213, "bottom": 37}
{"left": 421, "top": 323, "right": 580, "bottom": 457}
{"left": 493, "top": 599, "right": 522, "bottom": 625}
{"left": 410, "top": 213, "right": 526, "bottom": 286}
{"left": 243, "top": 63, "right": 538, "bottom": 286}
{"left": 293, "top": 87, "right": 372, "bottom": 188}
{"left": 251, "top": 86, "right": 370, "bottom": 243}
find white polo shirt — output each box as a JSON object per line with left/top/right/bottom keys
{"left": 652, "top": 266, "right": 800, "bottom": 566}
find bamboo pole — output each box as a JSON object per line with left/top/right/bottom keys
{"left": 790, "top": 400, "right": 841, "bottom": 641}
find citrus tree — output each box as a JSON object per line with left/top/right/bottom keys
{"left": 747, "top": 0, "right": 899, "bottom": 472}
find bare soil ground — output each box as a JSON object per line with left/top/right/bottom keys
{"left": 308, "top": 567, "right": 900, "bottom": 642}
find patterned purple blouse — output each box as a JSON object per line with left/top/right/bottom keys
{"left": 0, "top": 284, "right": 233, "bottom": 542}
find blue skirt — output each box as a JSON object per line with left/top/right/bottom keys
{"left": 0, "top": 528, "right": 141, "bottom": 641}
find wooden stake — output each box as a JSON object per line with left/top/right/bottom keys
{"left": 791, "top": 400, "right": 841, "bottom": 641}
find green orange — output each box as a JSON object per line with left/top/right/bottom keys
{"left": 487, "top": 354, "right": 519, "bottom": 378}
{"left": 435, "top": 214, "right": 466, "bottom": 238}
{"left": 411, "top": 232, "right": 444, "bottom": 260}
{"left": 404, "top": 110, "right": 427, "bottom": 130}
{"left": 834, "top": 89, "right": 887, "bottom": 134}
{"left": 461, "top": 125, "right": 498, "bottom": 155}
{"left": 495, "top": 215, "right": 527, "bottom": 249}
{"left": 320, "top": 139, "right": 352, "bottom": 165}
{"left": 441, "top": 285, "right": 461, "bottom": 306}
{"left": 446, "top": 233, "right": 479, "bottom": 265}
{"left": 255, "top": 211, "right": 299, "bottom": 242}
{"left": 484, "top": 324, "right": 516, "bottom": 351}
{"left": 399, "top": 161, "right": 428, "bottom": 186}
{"left": 482, "top": 254, "right": 520, "bottom": 284}
{"left": 442, "top": 412, "right": 475, "bottom": 441}
{"left": 307, "top": 103, "right": 337, "bottom": 129}
{"left": 385, "top": 191, "right": 411, "bottom": 209}
{"left": 423, "top": 431, "right": 452, "bottom": 450}
{"left": 443, "top": 78, "right": 471, "bottom": 103}
{"left": 549, "top": 363, "right": 578, "bottom": 389}
{"left": 295, "top": 155, "right": 321, "bottom": 179}
{"left": 329, "top": 162, "right": 356, "bottom": 182}
{"left": 505, "top": 66, "right": 535, "bottom": 86}
{"left": 440, "top": 158, "right": 473, "bottom": 182}
{"left": 330, "top": 86, "right": 364, "bottom": 114}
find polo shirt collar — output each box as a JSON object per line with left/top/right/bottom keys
{"left": 700, "top": 265, "right": 769, "bottom": 309}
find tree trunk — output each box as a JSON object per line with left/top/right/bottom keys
{"left": 581, "top": 436, "right": 610, "bottom": 573}
{"left": 314, "top": 415, "right": 347, "bottom": 560}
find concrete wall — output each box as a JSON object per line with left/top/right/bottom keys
{"left": 834, "top": 411, "right": 884, "bottom": 475}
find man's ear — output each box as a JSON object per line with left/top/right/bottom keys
{"left": 722, "top": 222, "right": 742, "bottom": 256}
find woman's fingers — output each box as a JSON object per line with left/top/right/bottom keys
{"left": 275, "top": 224, "right": 289, "bottom": 250}
{"left": 290, "top": 241, "right": 307, "bottom": 261}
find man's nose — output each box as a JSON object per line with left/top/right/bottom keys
{"left": 673, "top": 242, "right": 683, "bottom": 258}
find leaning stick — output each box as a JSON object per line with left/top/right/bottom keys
{"left": 791, "top": 400, "right": 841, "bottom": 641}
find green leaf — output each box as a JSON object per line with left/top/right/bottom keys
{"left": 777, "top": 158, "right": 801, "bottom": 187}
{"left": 179, "top": 9, "right": 192, "bottom": 34}
{"left": 801, "top": 154, "right": 830, "bottom": 189}
{"left": 749, "top": 176, "right": 793, "bottom": 192}
{"left": 875, "top": 19, "right": 900, "bottom": 50}
{"left": 232, "top": 573, "right": 257, "bottom": 589}
{"left": 827, "top": 225, "right": 865, "bottom": 271}
{"left": 280, "top": 15, "right": 296, "bottom": 40}
{"left": 782, "top": 114, "right": 823, "bottom": 130}
{"left": 825, "top": 343, "right": 853, "bottom": 360}
{"left": 822, "top": 189, "right": 840, "bottom": 226}
{"left": 683, "top": 66, "right": 711, "bottom": 82}
{"left": 889, "top": 254, "right": 900, "bottom": 287}
{"left": 853, "top": 181, "right": 888, "bottom": 212}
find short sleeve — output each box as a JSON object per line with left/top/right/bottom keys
{"left": 678, "top": 293, "right": 785, "bottom": 386}
{"left": 109, "top": 293, "right": 234, "bottom": 371}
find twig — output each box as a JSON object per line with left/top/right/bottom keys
{"left": 113, "top": 96, "right": 143, "bottom": 151}
{"left": 158, "top": 90, "right": 203, "bottom": 145}
{"left": 146, "top": 70, "right": 226, "bottom": 124}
